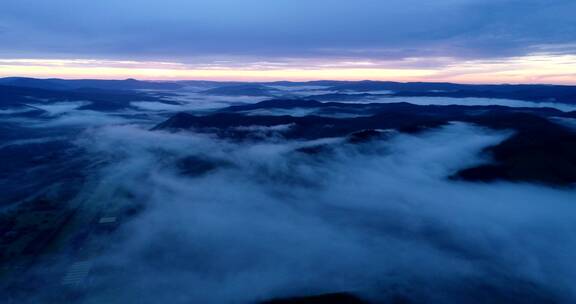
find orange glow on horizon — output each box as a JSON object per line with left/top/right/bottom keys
{"left": 0, "top": 54, "right": 574, "bottom": 85}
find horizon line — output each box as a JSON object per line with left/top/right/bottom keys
{"left": 1, "top": 54, "right": 575, "bottom": 86}
{"left": 1, "top": 75, "right": 574, "bottom": 87}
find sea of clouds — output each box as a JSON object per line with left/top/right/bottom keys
{"left": 3, "top": 90, "right": 576, "bottom": 303}
{"left": 60, "top": 121, "right": 576, "bottom": 304}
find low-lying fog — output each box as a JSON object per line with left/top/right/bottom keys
{"left": 357, "top": 96, "right": 576, "bottom": 112}
{"left": 68, "top": 121, "right": 575, "bottom": 303}
{"left": 2, "top": 87, "right": 576, "bottom": 303}
{"left": 132, "top": 86, "right": 576, "bottom": 114}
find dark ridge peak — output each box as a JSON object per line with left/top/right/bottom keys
{"left": 150, "top": 112, "right": 197, "bottom": 130}
{"left": 346, "top": 129, "right": 390, "bottom": 144}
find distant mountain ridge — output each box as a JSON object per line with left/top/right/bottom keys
{"left": 2, "top": 77, "right": 575, "bottom": 105}
{"left": 0, "top": 77, "right": 184, "bottom": 91}
{"left": 200, "top": 84, "right": 282, "bottom": 96}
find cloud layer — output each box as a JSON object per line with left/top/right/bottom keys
{"left": 0, "top": 0, "right": 575, "bottom": 83}
{"left": 53, "top": 122, "right": 576, "bottom": 303}
{"left": 1, "top": 0, "right": 575, "bottom": 61}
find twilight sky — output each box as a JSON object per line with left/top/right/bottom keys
{"left": 0, "top": 0, "right": 575, "bottom": 83}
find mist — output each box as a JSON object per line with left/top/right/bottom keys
{"left": 49, "top": 121, "right": 576, "bottom": 303}
{"left": 347, "top": 96, "right": 576, "bottom": 112}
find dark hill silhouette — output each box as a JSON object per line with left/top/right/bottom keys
{"left": 317, "top": 81, "right": 576, "bottom": 104}
{"left": 201, "top": 84, "right": 282, "bottom": 96}
{"left": 154, "top": 99, "right": 576, "bottom": 186}
{"left": 0, "top": 84, "right": 174, "bottom": 111}
{"left": 0, "top": 77, "right": 183, "bottom": 91}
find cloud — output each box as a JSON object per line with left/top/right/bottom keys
{"left": 35, "top": 121, "right": 576, "bottom": 303}
{"left": 131, "top": 101, "right": 189, "bottom": 112}
{"left": 31, "top": 101, "right": 89, "bottom": 115}
{"left": 552, "top": 117, "right": 576, "bottom": 131}
{"left": 0, "top": 0, "right": 574, "bottom": 62}
{"left": 0, "top": 107, "right": 36, "bottom": 115}
{"left": 131, "top": 92, "right": 269, "bottom": 112}
{"left": 2, "top": 54, "right": 576, "bottom": 83}
{"left": 0, "top": 136, "right": 68, "bottom": 150}
{"left": 339, "top": 96, "right": 576, "bottom": 112}
{"left": 31, "top": 110, "right": 131, "bottom": 128}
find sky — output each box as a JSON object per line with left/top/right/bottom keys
{"left": 0, "top": 0, "right": 575, "bottom": 83}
